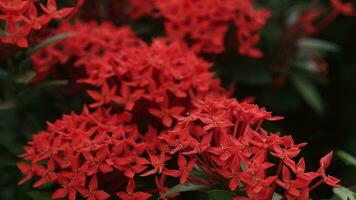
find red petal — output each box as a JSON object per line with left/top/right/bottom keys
{"left": 52, "top": 188, "right": 67, "bottom": 199}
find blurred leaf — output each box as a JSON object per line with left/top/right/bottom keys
{"left": 222, "top": 65, "right": 272, "bottom": 85}
{"left": 26, "top": 32, "right": 76, "bottom": 55}
{"left": 272, "top": 192, "right": 283, "bottom": 200}
{"left": 14, "top": 70, "right": 36, "bottom": 84}
{"left": 333, "top": 186, "right": 356, "bottom": 200}
{"left": 294, "top": 60, "right": 319, "bottom": 74}
{"left": 298, "top": 38, "right": 340, "bottom": 52}
{"left": 286, "top": 3, "right": 318, "bottom": 26}
{"left": 27, "top": 191, "right": 52, "bottom": 200}
{"left": 337, "top": 151, "right": 356, "bottom": 168}
{"left": 161, "top": 183, "right": 208, "bottom": 199}
{"left": 34, "top": 80, "right": 69, "bottom": 88}
{"left": 290, "top": 71, "right": 324, "bottom": 114}
{"left": 0, "top": 131, "right": 22, "bottom": 155}
{"left": 0, "top": 101, "right": 15, "bottom": 110}
{"left": 208, "top": 190, "right": 234, "bottom": 200}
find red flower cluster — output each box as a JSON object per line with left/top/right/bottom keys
{"left": 32, "top": 22, "right": 227, "bottom": 127}
{"left": 17, "top": 96, "right": 340, "bottom": 200}
{"left": 331, "top": 0, "right": 355, "bottom": 16}
{"left": 0, "top": 0, "right": 82, "bottom": 48}
{"left": 31, "top": 21, "right": 143, "bottom": 82}
{"left": 20, "top": 15, "right": 339, "bottom": 200}
{"left": 163, "top": 97, "right": 340, "bottom": 199}
{"left": 298, "top": 0, "right": 355, "bottom": 35}
{"left": 82, "top": 39, "right": 226, "bottom": 120}
{"left": 129, "top": 0, "right": 270, "bottom": 57}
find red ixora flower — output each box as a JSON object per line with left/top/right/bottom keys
{"left": 19, "top": 20, "right": 339, "bottom": 199}
{"left": 32, "top": 23, "right": 227, "bottom": 128}
{"left": 17, "top": 96, "right": 339, "bottom": 199}
{"left": 331, "top": 0, "right": 355, "bottom": 16}
{"left": 129, "top": 0, "right": 270, "bottom": 57}
{"left": 31, "top": 21, "right": 143, "bottom": 82}
{"left": 0, "top": 0, "right": 82, "bottom": 48}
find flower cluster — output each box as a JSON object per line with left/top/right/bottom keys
{"left": 298, "top": 0, "right": 355, "bottom": 35}
{"left": 0, "top": 0, "right": 82, "bottom": 48}
{"left": 31, "top": 21, "right": 143, "bottom": 82}
{"left": 18, "top": 10, "right": 340, "bottom": 200}
{"left": 32, "top": 22, "right": 227, "bottom": 127}
{"left": 18, "top": 96, "right": 340, "bottom": 200}
{"left": 82, "top": 39, "right": 226, "bottom": 121}
{"left": 163, "top": 97, "right": 340, "bottom": 199}
{"left": 331, "top": 0, "right": 355, "bottom": 16}
{"left": 129, "top": 0, "right": 270, "bottom": 57}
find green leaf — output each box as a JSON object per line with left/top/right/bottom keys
{"left": 336, "top": 151, "right": 356, "bottom": 168}
{"left": 333, "top": 186, "right": 356, "bottom": 200}
{"left": 286, "top": 3, "right": 318, "bottom": 26}
{"left": 290, "top": 72, "right": 324, "bottom": 115}
{"left": 161, "top": 183, "right": 208, "bottom": 199}
{"left": 294, "top": 60, "right": 319, "bottom": 74}
{"left": 14, "top": 70, "right": 36, "bottom": 84}
{"left": 208, "top": 190, "right": 234, "bottom": 200}
{"left": 0, "top": 101, "right": 15, "bottom": 110}
{"left": 27, "top": 191, "right": 52, "bottom": 200}
{"left": 298, "top": 38, "right": 340, "bottom": 52}
{"left": 272, "top": 193, "right": 283, "bottom": 200}
{"left": 26, "top": 32, "right": 76, "bottom": 55}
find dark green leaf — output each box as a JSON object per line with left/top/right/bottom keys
{"left": 26, "top": 32, "right": 76, "bottom": 55}
{"left": 290, "top": 72, "right": 324, "bottom": 115}
{"left": 27, "top": 191, "right": 52, "bottom": 200}
{"left": 298, "top": 38, "right": 340, "bottom": 52}
{"left": 333, "top": 186, "right": 356, "bottom": 200}
{"left": 272, "top": 192, "right": 283, "bottom": 200}
{"left": 208, "top": 190, "right": 234, "bottom": 200}
{"left": 337, "top": 151, "right": 356, "bottom": 168}
{"left": 161, "top": 183, "right": 208, "bottom": 199}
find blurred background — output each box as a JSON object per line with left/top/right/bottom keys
{"left": 0, "top": 0, "right": 355, "bottom": 199}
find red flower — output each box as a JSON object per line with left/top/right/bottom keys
{"left": 276, "top": 166, "right": 309, "bottom": 200}
{"left": 331, "top": 0, "right": 355, "bottom": 16}
{"left": 141, "top": 152, "right": 169, "bottom": 176}
{"left": 112, "top": 83, "right": 144, "bottom": 111}
{"left": 317, "top": 151, "right": 341, "bottom": 187}
{"left": 33, "top": 159, "right": 57, "bottom": 188}
{"left": 40, "top": 0, "right": 74, "bottom": 20}
{"left": 77, "top": 176, "right": 110, "bottom": 200}
{"left": 164, "top": 154, "right": 196, "bottom": 184}
{"left": 51, "top": 176, "right": 81, "bottom": 200}
{"left": 0, "top": 0, "right": 79, "bottom": 48}
{"left": 129, "top": 0, "right": 270, "bottom": 57}
{"left": 116, "top": 179, "right": 151, "bottom": 200}
{"left": 148, "top": 96, "right": 185, "bottom": 127}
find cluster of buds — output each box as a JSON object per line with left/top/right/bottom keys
{"left": 0, "top": 0, "right": 82, "bottom": 48}
{"left": 129, "top": 0, "right": 270, "bottom": 57}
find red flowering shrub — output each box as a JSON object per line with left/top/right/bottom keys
{"left": 31, "top": 21, "right": 143, "bottom": 82}
{"left": 17, "top": 96, "right": 340, "bottom": 200}
{"left": 129, "top": 0, "right": 270, "bottom": 57}
{"left": 82, "top": 39, "right": 226, "bottom": 122}
{"left": 298, "top": 0, "right": 355, "bottom": 35}
{"left": 32, "top": 24, "right": 227, "bottom": 127}
{"left": 0, "top": 0, "right": 82, "bottom": 48}
{"left": 331, "top": 0, "right": 355, "bottom": 16}
{"left": 13, "top": 2, "right": 343, "bottom": 200}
